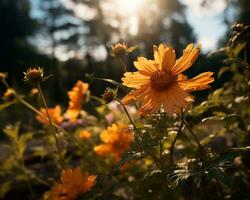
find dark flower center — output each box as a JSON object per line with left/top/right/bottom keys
{"left": 151, "top": 70, "right": 175, "bottom": 91}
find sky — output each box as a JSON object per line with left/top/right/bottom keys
{"left": 181, "top": 0, "right": 229, "bottom": 52}
{"left": 30, "top": 0, "right": 232, "bottom": 60}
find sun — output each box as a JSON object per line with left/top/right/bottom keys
{"left": 114, "top": 0, "right": 144, "bottom": 14}
{"left": 110, "top": 0, "right": 145, "bottom": 35}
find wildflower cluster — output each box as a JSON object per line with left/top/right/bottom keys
{"left": 0, "top": 25, "right": 250, "bottom": 200}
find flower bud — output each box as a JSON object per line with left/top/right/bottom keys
{"left": 0, "top": 72, "right": 7, "bottom": 80}
{"left": 111, "top": 43, "right": 128, "bottom": 57}
{"left": 232, "top": 23, "right": 246, "bottom": 33}
{"left": 103, "top": 88, "right": 118, "bottom": 104}
{"left": 3, "top": 89, "right": 15, "bottom": 101}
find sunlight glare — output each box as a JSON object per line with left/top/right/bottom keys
{"left": 111, "top": 0, "right": 144, "bottom": 36}
{"left": 114, "top": 0, "right": 144, "bottom": 15}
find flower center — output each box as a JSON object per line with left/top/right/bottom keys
{"left": 150, "top": 70, "right": 175, "bottom": 91}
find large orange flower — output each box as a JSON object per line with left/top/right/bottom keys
{"left": 36, "top": 105, "right": 63, "bottom": 125}
{"left": 94, "top": 124, "right": 133, "bottom": 163}
{"left": 122, "top": 44, "right": 214, "bottom": 115}
{"left": 51, "top": 167, "right": 96, "bottom": 200}
{"left": 66, "top": 80, "right": 89, "bottom": 123}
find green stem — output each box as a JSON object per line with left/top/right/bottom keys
{"left": 15, "top": 94, "right": 67, "bottom": 134}
{"left": 181, "top": 117, "right": 203, "bottom": 154}
{"left": 114, "top": 98, "right": 140, "bottom": 135}
{"left": 20, "top": 159, "right": 36, "bottom": 200}
{"left": 90, "top": 95, "right": 104, "bottom": 103}
{"left": 1, "top": 79, "right": 10, "bottom": 88}
{"left": 114, "top": 98, "right": 162, "bottom": 168}
{"left": 159, "top": 139, "right": 163, "bottom": 169}
{"left": 37, "top": 82, "right": 64, "bottom": 168}
{"left": 169, "top": 115, "right": 184, "bottom": 165}
{"left": 119, "top": 56, "right": 128, "bottom": 72}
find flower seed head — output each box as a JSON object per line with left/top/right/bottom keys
{"left": 23, "top": 67, "right": 44, "bottom": 83}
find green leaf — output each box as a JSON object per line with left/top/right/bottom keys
{"left": 201, "top": 116, "right": 220, "bottom": 123}
{"left": 217, "top": 67, "right": 229, "bottom": 79}
{"left": 127, "top": 45, "right": 138, "bottom": 53}
{"left": 3, "top": 123, "right": 20, "bottom": 141}
{"left": 18, "top": 133, "right": 32, "bottom": 156}
{"left": 0, "top": 181, "right": 11, "bottom": 198}
{"left": 0, "top": 101, "right": 14, "bottom": 112}
{"left": 232, "top": 43, "right": 245, "bottom": 57}
{"left": 222, "top": 114, "right": 246, "bottom": 130}
{"left": 207, "top": 168, "right": 233, "bottom": 188}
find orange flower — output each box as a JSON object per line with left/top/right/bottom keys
{"left": 122, "top": 43, "right": 214, "bottom": 115}
{"left": 79, "top": 130, "right": 91, "bottom": 140}
{"left": 66, "top": 81, "right": 89, "bottom": 123}
{"left": 94, "top": 124, "right": 133, "bottom": 163}
{"left": 36, "top": 105, "right": 63, "bottom": 125}
{"left": 51, "top": 167, "right": 96, "bottom": 200}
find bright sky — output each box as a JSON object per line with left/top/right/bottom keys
{"left": 30, "top": 0, "right": 231, "bottom": 60}
{"left": 181, "top": 0, "right": 228, "bottom": 52}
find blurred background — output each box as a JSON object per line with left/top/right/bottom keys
{"left": 0, "top": 0, "right": 249, "bottom": 119}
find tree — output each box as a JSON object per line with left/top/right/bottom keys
{"left": 0, "top": 0, "right": 38, "bottom": 82}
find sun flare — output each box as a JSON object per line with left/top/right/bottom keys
{"left": 113, "top": 0, "right": 144, "bottom": 14}
{"left": 109, "top": 0, "right": 145, "bottom": 35}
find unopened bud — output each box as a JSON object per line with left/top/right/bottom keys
{"left": 3, "top": 89, "right": 15, "bottom": 101}
{"left": 103, "top": 88, "right": 118, "bottom": 104}
{"left": 111, "top": 43, "right": 128, "bottom": 57}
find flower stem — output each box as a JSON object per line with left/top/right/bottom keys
{"left": 20, "top": 159, "right": 36, "bottom": 200}
{"left": 119, "top": 56, "right": 128, "bottom": 72}
{"left": 1, "top": 78, "right": 10, "bottom": 88}
{"left": 170, "top": 113, "right": 184, "bottom": 165}
{"left": 159, "top": 139, "right": 163, "bottom": 169}
{"left": 180, "top": 116, "right": 203, "bottom": 154}
{"left": 15, "top": 94, "right": 67, "bottom": 135}
{"left": 37, "top": 81, "right": 64, "bottom": 168}
{"left": 114, "top": 98, "right": 162, "bottom": 168}
{"left": 114, "top": 98, "right": 139, "bottom": 135}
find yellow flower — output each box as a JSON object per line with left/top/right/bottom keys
{"left": 79, "top": 130, "right": 91, "bottom": 140}
{"left": 122, "top": 43, "right": 214, "bottom": 115}
{"left": 66, "top": 81, "right": 89, "bottom": 123}
{"left": 36, "top": 105, "right": 63, "bottom": 126}
{"left": 51, "top": 167, "right": 96, "bottom": 200}
{"left": 94, "top": 124, "right": 133, "bottom": 163}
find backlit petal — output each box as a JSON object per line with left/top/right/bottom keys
{"left": 172, "top": 44, "right": 200, "bottom": 75}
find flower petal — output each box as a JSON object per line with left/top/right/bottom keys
{"left": 122, "top": 72, "right": 150, "bottom": 89}
{"left": 154, "top": 44, "right": 176, "bottom": 71}
{"left": 178, "top": 72, "right": 214, "bottom": 92}
{"left": 172, "top": 44, "right": 200, "bottom": 75}
{"left": 134, "top": 57, "right": 156, "bottom": 74}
